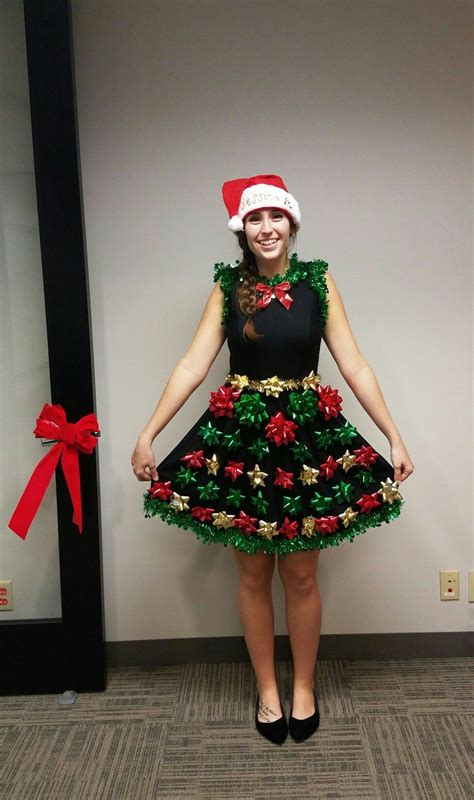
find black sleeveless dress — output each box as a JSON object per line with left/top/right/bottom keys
{"left": 143, "top": 253, "right": 404, "bottom": 555}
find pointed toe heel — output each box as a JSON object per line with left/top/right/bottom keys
{"left": 255, "top": 694, "right": 288, "bottom": 745}
{"left": 288, "top": 688, "right": 320, "bottom": 742}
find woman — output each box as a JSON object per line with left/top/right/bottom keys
{"left": 131, "top": 173, "right": 414, "bottom": 745}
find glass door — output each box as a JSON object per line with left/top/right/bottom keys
{"left": 1, "top": 0, "right": 62, "bottom": 622}
{"left": 0, "top": 0, "right": 105, "bottom": 695}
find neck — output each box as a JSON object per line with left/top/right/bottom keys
{"left": 255, "top": 252, "right": 290, "bottom": 278}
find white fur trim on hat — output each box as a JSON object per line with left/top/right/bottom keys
{"left": 238, "top": 183, "right": 301, "bottom": 229}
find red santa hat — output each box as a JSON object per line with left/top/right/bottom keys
{"left": 221, "top": 173, "right": 301, "bottom": 233}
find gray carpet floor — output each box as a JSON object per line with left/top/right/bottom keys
{"left": 0, "top": 657, "right": 472, "bottom": 799}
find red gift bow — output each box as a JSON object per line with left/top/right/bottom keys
{"left": 8, "top": 404, "right": 100, "bottom": 540}
{"left": 256, "top": 281, "right": 293, "bottom": 310}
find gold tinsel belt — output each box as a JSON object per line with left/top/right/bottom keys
{"left": 225, "top": 370, "right": 321, "bottom": 397}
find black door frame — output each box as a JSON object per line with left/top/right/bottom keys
{"left": 0, "top": 0, "right": 106, "bottom": 695}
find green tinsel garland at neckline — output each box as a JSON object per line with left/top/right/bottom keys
{"left": 213, "top": 253, "right": 330, "bottom": 330}
{"left": 143, "top": 492, "right": 404, "bottom": 556}
{"left": 253, "top": 252, "right": 317, "bottom": 286}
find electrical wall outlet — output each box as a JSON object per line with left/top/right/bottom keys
{"left": 468, "top": 570, "right": 474, "bottom": 603}
{"left": 439, "top": 570, "right": 459, "bottom": 600}
{"left": 0, "top": 580, "right": 13, "bottom": 611}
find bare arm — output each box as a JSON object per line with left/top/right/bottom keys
{"left": 322, "top": 271, "right": 414, "bottom": 482}
{"left": 131, "top": 282, "right": 227, "bottom": 480}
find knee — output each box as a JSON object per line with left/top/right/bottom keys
{"left": 234, "top": 551, "right": 275, "bottom": 592}
{"left": 284, "top": 573, "right": 316, "bottom": 595}
{"left": 239, "top": 564, "right": 274, "bottom": 592}
{"left": 278, "top": 562, "right": 317, "bottom": 594}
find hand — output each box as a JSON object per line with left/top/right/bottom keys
{"left": 390, "top": 440, "right": 414, "bottom": 484}
{"left": 131, "top": 436, "right": 159, "bottom": 482}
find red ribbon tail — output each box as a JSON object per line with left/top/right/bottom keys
{"left": 61, "top": 446, "right": 83, "bottom": 533}
{"left": 275, "top": 290, "right": 293, "bottom": 310}
{"left": 8, "top": 444, "right": 63, "bottom": 540}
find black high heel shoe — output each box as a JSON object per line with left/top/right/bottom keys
{"left": 288, "top": 688, "right": 320, "bottom": 742}
{"left": 255, "top": 694, "right": 288, "bottom": 745}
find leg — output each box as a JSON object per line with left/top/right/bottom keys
{"left": 232, "top": 548, "right": 283, "bottom": 722}
{"left": 278, "top": 549, "right": 322, "bottom": 717}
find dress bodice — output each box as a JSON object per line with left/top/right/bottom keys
{"left": 214, "top": 253, "right": 329, "bottom": 380}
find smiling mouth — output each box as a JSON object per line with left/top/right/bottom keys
{"left": 258, "top": 239, "right": 279, "bottom": 246}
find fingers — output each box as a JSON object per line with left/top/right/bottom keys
{"left": 134, "top": 469, "right": 156, "bottom": 482}
{"left": 395, "top": 462, "right": 415, "bottom": 483}
{"left": 132, "top": 466, "right": 150, "bottom": 482}
{"left": 403, "top": 466, "right": 414, "bottom": 481}
{"left": 144, "top": 465, "right": 159, "bottom": 481}
{"left": 394, "top": 462, "right": 404, "bottom": 483}
{"left": 130, "top": 460, "right": 159, "bottom": 482}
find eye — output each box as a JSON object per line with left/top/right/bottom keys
{"left": 248, "top": 212, "right": 282, "bottom": 222}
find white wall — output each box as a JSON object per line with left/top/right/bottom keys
{"left": 70, "top": 0, "right": 472, "bottom": 642}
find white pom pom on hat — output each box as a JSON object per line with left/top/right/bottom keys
{"left": 228, "top": 215, "right": 245, "bottom": 232}
{"left": 221, "top": 173, "right": 301, "bottom": 233}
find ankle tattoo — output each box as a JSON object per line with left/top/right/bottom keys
{"left": 258, "top": 698, "right": 280, "bottom": 721}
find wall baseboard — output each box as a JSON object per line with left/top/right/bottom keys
{"left": 107, "top": 632, "right": 473, "bottom": 667}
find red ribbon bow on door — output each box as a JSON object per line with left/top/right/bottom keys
{"left": 8, "top": 403, "right": 100, "bottom": 540}
{"left": 255, "top": 281, "right": 293, "bottom": 310}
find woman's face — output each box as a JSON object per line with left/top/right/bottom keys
{"left": 243, "top": 207, "right": 291, "bottom": 262}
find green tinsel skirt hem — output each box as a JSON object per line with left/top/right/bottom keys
{"left": 143, "top": 493, "right": 405, "bottom": 556}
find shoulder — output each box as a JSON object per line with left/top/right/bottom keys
{"left": 213, "top": 260, "right": 241, "bottom": 289}
{"left": 304, "top": 257, "right": 329, "bottom": 282}
{"left": 325, "top": 269, "right": 335, "bottom": 291}
{"left": 290, "top": 254, "right": 329, "bottom": 286}
{"left": 212, "top": 260, "right": 241, "bottom": 327}
{"left": 298, "top": 257, "right": 330, "bottom": 329}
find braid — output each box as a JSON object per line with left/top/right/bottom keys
{"left": 236, "top": 232, "right": 264, "bottom": 341}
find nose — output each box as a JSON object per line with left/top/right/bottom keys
{"left": 260, "top": 214, "right": 275, "bottom": 234}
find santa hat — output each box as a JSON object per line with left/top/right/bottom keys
{"left": 221, "top": 173, "right": 301, "bottom": 233}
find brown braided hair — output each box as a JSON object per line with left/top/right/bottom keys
{"left": 235, "top": 223, "right": 297, "bottom": 341}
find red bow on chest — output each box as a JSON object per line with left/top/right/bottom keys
{"left": 255, "top": 280, "right": 293, "bottom": 310}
